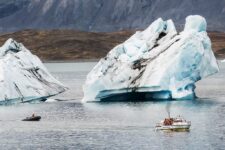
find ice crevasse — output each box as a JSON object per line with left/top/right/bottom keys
{"left": 0, "top": 39, "right": 67, "bottom": 105}
{"left": 83, "top": 15, "right": 219, "bottom": 102}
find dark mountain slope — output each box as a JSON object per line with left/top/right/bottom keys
{"left": 0, "top": 0, "right": 224, "bottom": 32}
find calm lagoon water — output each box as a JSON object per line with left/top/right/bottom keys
{"left": 0, "top": 61, "right": 224, "bottom": 149}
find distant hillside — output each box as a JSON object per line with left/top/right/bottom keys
{"left": 0, "top": 30, "right": 133, "bottom": 60}
{"left": 210, "top": 32, "right": 225, "bottom": 59}
{"left": 0, "top": 0, "right": 224, "bottom": 32}
{"left": 0, "top": 30, "right": 224, "bottom": 61}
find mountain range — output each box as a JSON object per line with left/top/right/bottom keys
{"left": 0, "top": 0, "right": 224, "bottom": 33}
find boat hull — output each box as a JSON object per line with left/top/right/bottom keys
{"left": 22, "top": 116, "right": 41, "bottom": 121}
{"left": 156, "top": 125, "right": 191, "bottom": 131}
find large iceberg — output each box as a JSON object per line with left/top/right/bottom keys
{"left": 0, "top": 39, "right": 66, "bottom": 105}
{"left": 83, "top": 15, "right": 219, "bottom": 102}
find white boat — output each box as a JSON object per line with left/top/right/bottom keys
{"left": 155, "top": 116, "right": 191, "bottom": 131}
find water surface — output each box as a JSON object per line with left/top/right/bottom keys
{"left": 0, "top": 61, "right": 224, "bottom": 150}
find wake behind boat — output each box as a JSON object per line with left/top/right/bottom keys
{"left": 155, "top": 116, "right": 191, "bottom": 131}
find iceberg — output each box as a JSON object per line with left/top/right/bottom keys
{"left": 0, "top": 39, "right": 67, "bottom": 105}
{"left": 83, "top": 15, "right": 219, "bottom": 102}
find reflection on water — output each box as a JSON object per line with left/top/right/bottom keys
{"left": 0, "top": 62, "right": 224, "bottom": 149}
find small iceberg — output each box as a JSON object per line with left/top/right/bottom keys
{"left": 83, "top": 15, "right": 219, "bottom": 102}
{"left": 46, "top": 98, "right": 57, "bottom": 103}
{"left": 0, "top": 39, "right": 67, "bottom": 105}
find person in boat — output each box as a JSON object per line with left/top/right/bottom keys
{"left": 32, "top": 113, "right": 35, "bottom": 117}
{"left": 163, "top": 118, "right": 173, "bottom": 125}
